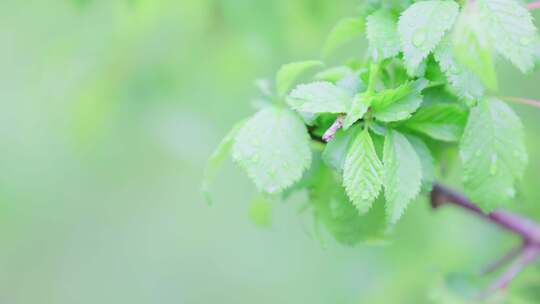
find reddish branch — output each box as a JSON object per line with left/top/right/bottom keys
{"left": 528, "top": 1, "right": 540, "bottom": 10}
{"left": 319, "top": 116, "right": 540, "bottom": 296}
{"left": 431, "top": 183, "right": 540, "bottom": 297}
{"left": 501, "top": 96, "right": 540, "bottom": 110}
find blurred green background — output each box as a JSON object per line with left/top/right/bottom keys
{"left": 0, "top": 0, "right": 539, "bottom": 303}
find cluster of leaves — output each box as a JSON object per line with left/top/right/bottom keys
{"left": 204, "top": 0, "right": 540, "bottom": 245}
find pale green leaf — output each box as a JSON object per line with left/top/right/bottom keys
{"left": 281, "top": 151, "right": 326, "bottom": 200}
{"left": 370, "top": 81, "right": 412, "bottom": 112}
{"left": 322, "top": 125, "right": 360, "bottom": 171}
{"left": 433, "top": 37, "right": 484, "bottom": 101}
{"left": 343, "top": 129, "right": 384, "bottom": 213}
{"left": 276, "top": 60, "right": 323, "bottom": 97}
{"left": 372, "top": 79, "right": 427, "bottom": 122}
{"left": 398, "top": 0, "right": 459, "bottom": 73}
{"left": 452, "top": 4, "right": 498, "bottom": 89}
{"left": 201, "top": 120, "right": 246, "bottom": 204}
{"left": 315, "top": 66, "right": 355, "bottom": 83}
{"left": 366, "top": 9, "right": 401, "bottom": 61}
{"left": 311, "top": 163, "right": 386, "bottom": 246}
{"left": 287, "top": 81, "right": 353, "bottom": 114}
{"left": 343, "top": 93, "right": 371, "bottom": 129}
{"left": 232, "top": 107, "right": 312, "bottom": 193}
{"left": 336, "top": 72, "right": 366, "bottom": 95}
{"left": 323, "top": 17, "right": 365, "bottom": 58}
{"left": 406, "top": 135, "right": 435, "bottom": 193}
{"left": 477, "top": 0, "right": 539, "bottom": 73}
{"left": 383, "top": 130, "right": 422, "bottom": 224}
{"left": 460, "top": 98, "right": 528, "bottom": 211}
{"left": 403, "top": 103, "right": 468, "bottom": 142}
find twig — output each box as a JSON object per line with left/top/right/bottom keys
{"left": 481, "top": 245, "right": 540, "bottom": 297}
{"left": 322, "top": 115, "right": 345, "bottom": 142}
{"left": 481, "top": 245, "right": 523, "bottom": 275}
{"left": 431, "top": 183, "right": 540, "bottom": 297}
{"left": 431, "top": 183, "right": 540, "bottom": 244}
{"left": 528, "top": 1, "right": 540, "bottom": 10}
{"left": 500, "top": 96, "right": 540, "bottom": 110}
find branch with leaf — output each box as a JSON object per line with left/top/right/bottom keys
{"left": 203, "top": 0, "right": 540, "bottom": 300}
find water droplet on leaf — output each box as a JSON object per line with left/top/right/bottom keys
{"left": 412, "top": 29, "right": 427, "bottom": 48}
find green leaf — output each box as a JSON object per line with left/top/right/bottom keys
{"left": 310, "top": 164, "right": 386, "bottom": 246}
{"left": 403, "top": 103, "right": 468, "bottom": 142}
{"left": 343, "top": 93, "right": 371, "bottom": 129}
{"left": 232, "top": 106, "right": 312, "bottom": 194}
{"left": 433, "top": 37, "right": 484, "bottom": 101}
{"left": 276, "top": 60, "right": 323, "bottom": 97}
{"left": 452, "top": 4, "right": 498, "bottom": 90}
{"left": 322, "top": 125, "right": 360, "bottom": 171}
{"left": 406, "top": 135, "right": 435, "bottom": 193}
{"left": 336, "top": 72, "right": 366, "bottom": 95}
{"left": 476, "top": 0, "right": 540, "bottom": 73}
{"left": 370, "top": 82, "right": 412, "bottom": 112}
{"left": 460, "top": 98, "right": 528, "bottom": 211}
{"left": 372, "top": 79, "right": 427, "bottom": 122}
{"left": 323, "top": 17, "right": 365, "bottom": 58}
{"left": 315, "top": 66, "right": 355, "bottom": 83}
{"left": 201, "top": 120, "right": 246, "bottom": 204}
{"left": 379, "top": 58, "right": 409, "bottom": 89}
{"left": 282, "top": 151, "right": 326, "bottom": 200}
{"left": 248, "top": 195, "right": 272, "bottom": 228}
{"left": 343, "top": 129, "right": 384, "bottom": 213}
{"left": 398, "top": 0, "right": 459, "bottom": 73}
{"left": 287, "top": 81, "right": 353, "bottom": 114}
{"left": 366, "top": 9, "right": 401, "bottom": 61}
{"left": 383, "top": 130, "right": 422, "bottom": 224}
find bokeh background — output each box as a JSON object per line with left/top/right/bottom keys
{"left": 0, "top": 0, "right": 539, "bottom": 303}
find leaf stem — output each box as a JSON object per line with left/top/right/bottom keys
{"left": 424, "top": 81, "right": 446, "bottom": 90}
{"left": 500, "top": 96, "right": 540, "bottom": 110}
{"left": 367, "top": 62, "right": 380, "bottom": 94}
